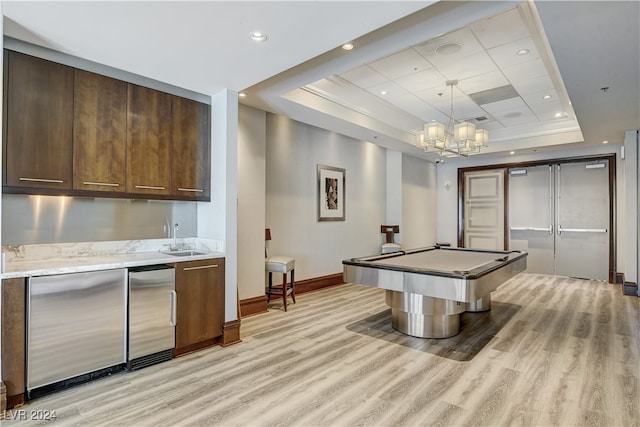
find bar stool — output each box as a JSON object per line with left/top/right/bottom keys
{"left": 265, "top": 228, "right": 296, "bottom": 311}
{"left": 381, "top": 225, "right": 402, "bottom": 254}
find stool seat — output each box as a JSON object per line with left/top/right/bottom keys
{"left": 266, "top": 256, "right": 295, "bottom": 273}
{"left": 382, "top": 243, "right": 402, "bottom": 254}
{"left": 265, "top": 256, "right": 296, "bottom": 311}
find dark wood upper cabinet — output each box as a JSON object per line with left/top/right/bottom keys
{"left": 73, "top": 69, "right": 128, "bottom": 192}
{"left": 171, "top": 96, "right": 211, "bottom": 199}
{"left": 126, "top": 84, "right": 172, "bottom": 195}
{"left": 3, "top": 49, "right": 211, "bottom": 201}
{"left": 4, "top": 50, "right": 73, "bottom": 190}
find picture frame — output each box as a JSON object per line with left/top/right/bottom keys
{"left": 317, "top": 164, "right": 345, "bottom": 221}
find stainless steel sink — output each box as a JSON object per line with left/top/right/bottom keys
{"left": 163, "top": 250, "right": 207, "bottom": 257}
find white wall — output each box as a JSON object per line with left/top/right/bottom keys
{"left": 436, "top": 144, "right": 627, "bottom": 274}
{"left": 197, "top": 89, "right": 238, "bottom": 322}
{"left": 386, "top": 151, "right": 403, "bottom": 243}
{"left": 0, "top": 0, "right": 4, "bottom": 383}
{"left": 623, "top": 131, "right": 638, "bottom": 286}
{"left": 402, "top": 154, "right": 437, "bottom": 249}
{"left": 265, "top": 114, "right": 386, "bottom": 280}
{"left": 237, "top": 105, "right": 267, "bottom": 300}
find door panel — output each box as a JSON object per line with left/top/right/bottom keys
{"left": 555, "top": 162, "right": 609, "bottom": 280}
{"left": 508, "top": 165, "right": 555, "bottom": 274}
{"left": 507, "top": 160, "right": 610, "bottom": 281}
{"left": 464, "top": 170, "right": 504, "bottom": 250}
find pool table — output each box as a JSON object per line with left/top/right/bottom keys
{"left": 343, "top": 246, "right": 527, "bottom": 338}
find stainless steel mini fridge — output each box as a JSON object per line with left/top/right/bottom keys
{"left": 27, "top": 269, "right": 128, "bottom": 395}
{"left": 127, "top": 265, "right": 176, "bottom": 370}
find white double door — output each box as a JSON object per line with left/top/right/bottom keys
{"left": 508, "top": 161, "right": 610, "bottom": 280}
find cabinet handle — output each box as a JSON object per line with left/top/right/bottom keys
{"left": 183, "top": 264, "right": 218, "bottom": 271}
{"left": 19, "top": 177, "right": 64, "bottom": 183}
{"left": 83, "top": 181, "right": 120, "bottom": 187}
{"left": 177, "top": 188, "right": 204, "bottom": 192}
{"left": 134, "top": 185, "right": 166, "bottom": 190}
{"left": 169, "top": 290, "right": 177, "bottom": 327}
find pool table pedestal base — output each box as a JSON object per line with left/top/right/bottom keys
{"left": 386, "top": 290, "right": 491, "bottom": 338}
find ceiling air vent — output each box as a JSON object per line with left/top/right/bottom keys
{"left": 469, "top": 85, "right": 519, "bottom": 105}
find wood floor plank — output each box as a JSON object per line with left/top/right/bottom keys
{"left": 3, "top": 274, "right": 639, "bottom": 427}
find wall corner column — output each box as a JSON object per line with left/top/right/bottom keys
{"left": 385, "top": 150, "right": 403, "bottom": 244}
{"left": 624, "top": 130, "right": 639, "bottom": 293}
{"left": 198, "top": 89, "right": 239, "bottom": 323}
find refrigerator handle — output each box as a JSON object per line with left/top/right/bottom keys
{"left": 548, "top": 165, "right": 554, "bottom": 235}
{"left": 556, "top": 164, "right": 562, "bottom": 235}
{"left": 169, "top": 290, "right": 177, "bottom": 327}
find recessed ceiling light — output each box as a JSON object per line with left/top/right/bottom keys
{"left": 250, "top": 31, "right": 267, "bottom": 42}
{"left": 602, "top": 140, "right": 609, "bottom": 144}
{"left": 510, "top": 151, "right": 516, "bottom": 155}
{"left": 342, "top": 43, "right": 354, "bottom": 51}
{"left": 554, "top": 112, "right": 564, "bottom": 118}
{"left": 238, "top": 92, "right": 247, "bottom": 98}
{"left": 517, "top": 49, "right": 530, "bottom": 56}
{"left": 380, "top": 90, "right": 387, "bottom": 95}
{"left": 543, "top": 94, "right": 552, "bottom": 100}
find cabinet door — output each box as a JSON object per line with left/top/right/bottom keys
{"left": 2, "top": 278, "right": 26, "bottom": 407}
{"left": 171, "top": 96, "right": 211, "bottom": 200}
{"left": 175, "top": 258, "right": 224, "bottom": 354}
{"left": 4, "top": 51, "right": 73, "bottom": 189}
{"left": 73, "top": 70, "right": 127, "bottom": 192}
{"left": 126, "top": 84, "right": 172, "bottom": 195}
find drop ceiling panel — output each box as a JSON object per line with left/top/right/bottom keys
{"left": 394, "top": 68, "right": 446, "bottom": 92}
{"left": 487, "top": 37, "right": 539, "bottom": 68}
{"left": 414, "top": 85, "right": 470, "bottom": 111}
{"left": 470, "top": 8, "right": 529, "bottom": 49}
{"left": 340, "top": 65, "right": 388, "bottom": 89}
{"left": 413, "top": 27, "right": 485, "bottom": 66}
{"left": 502, "top": 58, "right": 548, "bottom": 83}
{"left": 457, "top": 70, "right": 510, "bottom": 94}
{"left": 365, "top": 80, "right": 410, "bottom": 100}
{"left": 478, "top": 120, "right": 505, "bottom": 130}
{"left": 535, "top": 109, "right": 568, "bottom": 122}
{"left": 386, "top": 93, "right": 449, "bottom": 124}
{"left": 481, "top": 97, "right": 532, "bottom": 116}
{"left": 497, "top": 110, "right": 539, "bottom": 127}
{"left": 510, "top": 74, "right": 555, "bottom": 96}
{"left": 368, "top": 48, "right": 433, "bottom": 80}
{"left": 436, "top": 52, "right": 499, "bottom": 81}
{"left": 450, "top": 100, "right": 488, "bottom": 121}
{"left": 522, "top": 88, "right": 559, "bottom": 107}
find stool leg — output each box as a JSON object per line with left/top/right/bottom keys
{"left": 267, "top": 272, "right": 273, "bottom": 303}
{"left": 282, "top": 272, "right": 288, "bottom": 312}
{"left": 290, "top": 269, "right": 296, "bottom": 304}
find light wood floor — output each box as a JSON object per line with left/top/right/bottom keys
{"left": 4, "top": 273, "right": 639, "bottom": 426}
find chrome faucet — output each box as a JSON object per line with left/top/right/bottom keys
{"left": 173, "top": 223, "right": 179, "bottom": 250}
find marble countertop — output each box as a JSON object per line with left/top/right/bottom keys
{"left": 1, "top": 238, "right": 225, "bottom": 279}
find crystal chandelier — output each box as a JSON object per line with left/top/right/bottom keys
{"left": 416, "top": 80, "right": 488, "bottom": 156}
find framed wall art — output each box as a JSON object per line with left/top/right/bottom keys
{"left": 317, "top": 164, "right": 345, "bottom": 221}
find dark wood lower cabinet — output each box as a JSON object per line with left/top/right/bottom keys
{"left": 1, "top": 278, "right": 26, "bottom": 408}
{"left": 175, "top": 258, "right": 225, "bottom": 356}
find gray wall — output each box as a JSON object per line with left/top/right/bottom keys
{"left": 402, "top": 154, "right": 437, "bottom": 249}
{"left": 265, "top": 113, "right": 387, "bottom": 280}
{"left": 237, "top": 105, "right": 267, "bottom": 300}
